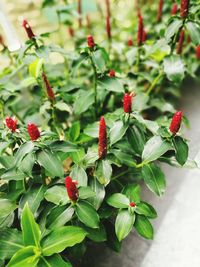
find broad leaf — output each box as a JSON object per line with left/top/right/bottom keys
{"left": 115, "top": 210, "right": 135, "bottom": 241}
{"left": 163, "top": 56, "right": 185, "bottom": 83}
{"left": 73, "top": 90, "right": 94, "bottom": 115}
{"left": 47, "top": 206, "right": 74, "bottom": 230}
{"left": 107, "top": 193, "right": 130, "bottom": 208}
{"left": 38, "top": 254, "right": 72, "bottom": 267}
{"left": 44, "top": 185, "right": 69, "bottom": 205}
{"left": 110, "top": 121, "right": 128, "bottom": 146}
{"left": 185, "top": 21, "right": 200, "bottom": 45}
{"left": 98, "top": 77, "right": 124, "bottom": 93}
{"left": 0, "top": 199, "right": 17, "bottom": 219}
{"left": 89, "top": 178, "right": 105, "bottom": 210}
{"left": 29, "top": 58, "right": 44, "bottom": 79}
{"left": 94, "top": 159, "right": 112, "bottom": 185}
{"left": 14, "top": 142, "right": 35, "bottom": 167}
{"left": 70, "top": 165, "right": 88, "bottom": 186}
{"left": 135, "top": 202, "right": 157, "bottom": 219}
{"left": 134, "top": 215, "right": 153, "bottom": 239}
{"left": 165, "top": 19, "right": 182, "bottom": 42}
{"left": 173, "top": 136, "right": 188, "bottom": 166}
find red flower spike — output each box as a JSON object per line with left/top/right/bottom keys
{"left": 171, "top": 3, "right": 178, "bottom": 15}
{"left": 142, "top": 30, "right": 147, "bottom": 43}
{"left": 127, "top": 38, "right": 133, "bottom": 47}
{"left": 130, "top": 202, "right": 136, "bottom": 207}
{"left": 68, "top": 27, "right": 74, "bottom": 38}
{"left": 22, "top": 19, "right": 35, "bottom": 39}
{"left": 65, "top": 176, "right": 79, "bottom": 202}
{"left": 42, "top": 72, "right": 55, "bottom": 101}
{"left": 105, "top": 0, "right": 111, "bottom": 17}
{"left": 98, "top": 117, "right": 107, "bottom": 159}
{"left": 78, "top": 0, "right": 82, "bottom": 28}
{"left": 109, "top": 70, "right": 115, "bottom": 77}
{"left": 177, "top": 29, "right": 185, "bottom": 55}
{"left": 196, "top": 45, "right": 200, "bottom": 59}
{"left": 169, "top": 111, "right": 183, "bottom": 135}
{"left": 5, "top": 117, "right": 17, "bottom": 132}
{"left": 87, "top": 35, "right": 95, "bottom": 48}
{"left": 106, "top": 16, "right": 111, "bottom": 40}
{"left": 180, "top": 0, "right": 190, "bottom": 18}
{"left": 27, "top": 123, "right": 40, "bottom": 141}
{"left": 123, "top": 93, "right": 133, "bottom": 113}
{"left": 157, "top": 0, "right": 163, "bottom": 22}
{"left": 137, "top": 13, "right": 144, "bottom": 46}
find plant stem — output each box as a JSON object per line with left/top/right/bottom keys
{"left": 146, "top": 72, "right": 163, "bottom": 95}
{"left": 90, "top": 54, "right": 98, "bottom": 118}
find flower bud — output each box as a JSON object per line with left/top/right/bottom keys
{"left": 87, "top": 35, "right": 95, "bottom": 48}
{"left": 123, "top": 93, "right": 133, "bottom": 113}
{"left": 180, "top": 0, "right": 190, "bottom": 18}
{"left": 130, "top": 202, "right": 136, "bottom": 207}
{"left": 109, "top": 69, "right": 115, "bottom": 77}
{"left": 98, "top": 117, "right": 107, "bottom": 159}
{"left": 42, "top": 72, "right": 55, "bottom": 101}
{"left": 5, "top": 117, "right": 17, "bottom": 132}
{"left": 169, "top": 111, "right": 183, "bottom": 135}
{"left": 22, "top": 19, "right": 35, "bottom": 39}
{"left": 65, "top": 176, "right": 79, "bottom": 202}
{"left": 137, "top": 13, "right": 144, "bottom": 46}
{"left": 27, "top": 123, "right": 40, "bottom": 141}
{"left": 171, "top": 3, "right": 178, "bottom": 15}
{"left": 127, "top": 38, "right": 133, "bottom": 47}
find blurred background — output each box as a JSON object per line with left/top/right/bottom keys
{"left": 1, "top": 1, "right": 200, "bottom": 267}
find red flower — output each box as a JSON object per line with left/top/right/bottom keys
{"left": 65, "top": 176, "right": 79, "bottom": 202}
{"left": 42, "top": 72, "right": 55, "bottom": 100}
{"left": 177, "top": 29, "right": 185, "bottom": 55}
{"left": 5, "top": 117, "right": 17, "bottom": 132}
{"left": 157, "top": 0, "right": 163, "bottom": 22}
{"left": 130, "top": 202, "right": 136, "bottom": 207}
{"left": 27, "top": 123, "right": 40, "bottom": 141}
{"left": 87, "top": 35, "right": 95, "bottom": 48}
{"left": 68, "top": 27, "right": 74, "bottom": 38}
{"left": 196, "top": 45, "right": 200, "bottom": 59}
{"left": 127, "top": 38, "right": 133, "bottom": 47}
{"left": 169, "top": 111, "right": 183, "bottom": 135}
{"left": 106, "top": 16, "right": 111, "bottom": 40}
{"left": 180, "top": 0, "right": 190, "bottom": 18}
{"left": 109, "top": 69, "right": 115, "bottom": 77}
{"left": 98, "top": 117, "right": 107, "bottom": 159}
{"left": 171, "top": 3, "right": 178, "bottom": 15}
{"left": 22, "top": 19, "right": 35, "bottom": 39}
{"left": 137, "top": 13, "right": 144, "bottom": 46}
{"left": 78, "top": 0, "right": 82, "bottom": 28}
{"left": 123, "top": 93, "right": 133, "bottom": 113}
{"left": 142, "top": 30, "right": 147, "bottom": 43}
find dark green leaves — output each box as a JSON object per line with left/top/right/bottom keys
{"left": 73, "top": 90, "right": 94, "bottom": 115}
{"left": 173, "top": 136, "right": 188, "bottom": 166}
{"left": 98, "top": 76, "right": 124, "bottom": 93}
{"left": 135, "top": 202, "right": 157, "bottom": 219}
{"left": 107, "top": 193, "right": 130, "bottom": 208}
{"left": 142, "top": 163, "right": 166, "bottom": 197}
{"left": 115, "top": 210, "right": 135, "bottom": 241}
{"left": 94, "top": 159, "right": 112, "bottom": 185}
{"left": 135, "top": 215, "right": 153, "bottom": 239}
{"left": 110, "top": 121, "right": 128, "bottom": 146}
{"left": 41, "top": 226, "right": 87, "bottom": 256}
{"left": 44, "top": 186, "right": 69, "bottom": 205}
{"left": 0, "top": 199, "right": 17, "bottom": 219}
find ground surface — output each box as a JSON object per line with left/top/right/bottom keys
{"left": 84, "top": 86, "right": 200, "bottom": 267}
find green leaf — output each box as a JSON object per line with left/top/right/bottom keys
{"left": 84, "top": 122, "right": 99, "bottom": 138}
{"left": 107, "top": 193, "right": 130, "bottom": 208}
{"left": 134, "top": 215, "right": 153, "bottom": 239}
{"left": 47, "top": 206, "right": 74, "bottom": 230}
{"left": 79, "top": 187, "right": 96, "bottom": 199}
{"left": 115, "top": 210, "right": 135, "bottom": 241}
{"left": 185, "top": 21, "right": 200, "bottom": 45}
{"left": 21, "top": 203, "right": 41, "bottom": 247}
{"left": 29, "top": 58, "right": 44, "bottom": 79}
{"left": 110, "top": 121, "right": 128, "bottom": 146}
{"left": 94, "top": 159, "right": 112, "bottom": 186}
{"left": 127, "top": 126, "right": 145, "bottom": 155}
{"left": 75, "top": 200, "right": 99, "bottom": 228}
{"left": 98, "top": 77, "right": 124, "bottom": 93}
{"left": 89, "top": 178, "right": 105, "bottom": 210}
{"left": 0, "top": 199, "right": 17, "bottom": 219}
{"left": 83, "top": 223, "right": 107, "bottom": 243}
{"left": 0, "top": 229, "right": 24, "bottom": 260}
{"left": 44, "top": 185, "right": 69, "bottom": 205}
{"left": 1, "top": 168, "right": 26, "bottom": 181}
{"left": 38, "top": 254, "right": 72, "bottom": 267}
{"left": 73, "top": 90, "right": 94, "bottom": 115}
{"left": 163, "top": 55, "right": 185, "bottom": 83}
{"left": 142, "top": 163, "right": 166, "bottom": 197}
{"left": 54, "top": 102, "right": 72, "bottom": 113}
{"left": 14, "top": 142, "right": 35, "bottom": 167}
{"left": 41, "top": 226, "right": 87, "bottom": 256}
{"left": 19, "top": 153, "right": 35, "bottom": 177}
{"left": 71, "top": 52, "right": 88, "bottom": 75}
{"left": 70, "top": 165, "right": 88, "bottom": 187}
{"left": 7, "top": 246, "right": 41, "bottom": 267}
{"left": 37, "top": 150, "right": 64, "bottom": 178}
{"left": 91, "top": 49, "right": 106, "bottom": 72}
{"left": 173, "top": 136, "right": 188, "bottom": 166}
{"left": 142, "top": 135, "right": 172, "bottom": 163}
{"left": 135, "top": 202, "right": 157, "bottom": 219}
{"left": 165, "top": 19, "right": 183, "bottom": 42}
{"left": 69, "top": 121, "right": 80, "bottom": 142}
{"left": 122, "top": 184, "right": 141, "bottom": 202}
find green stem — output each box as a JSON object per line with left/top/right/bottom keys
{"left": 90, "top": 54, "right": 98, "bottom": 118}
{"left": 112, "top": 169, "right": 130, "bottom": 181}
{"left": 146, "top": 72, "right": 163, "bottom": 95}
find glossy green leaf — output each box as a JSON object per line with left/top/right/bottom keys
{"left": 83, "top": 223, "right": 107, "bottom": 243}
{"left": 115, "top": 210, "right": 135, "bottom": 241}
{"left": 185, "top": 21, "right": 200, "bottom": 45}
{"left": 0, "top": 199, "right": 17, "bottom": 219}
{"left": 70, "top": 165, "right": 88, "bottom": 186}
{"left": 122, "top": 184, "right": 141, "bottom": 202}
{"left": 47, "top": 206, "right": 74, "bottom": 230}
{"left": 44, "top": 185, "right": 69, "bottom": 205}
{"left": 163, "top": 56, "right": 185, "bottom": 83}
{"left": 38, "top": 254, "right": 72, "bottom": 267}
{"left": 173, "top": 136, "right": 188, "bottom": 166}
{"left": 107, "top": 193, "right": 130, "bottom": 208}
{"left": 98, "top": 76, "right": 124, "bottom": 93}
{"left": 165, "top": 19, "right": 182, "bottom": 41}
{"left": 73, "top": 90, "right": 94, "bottom": 115}
{"left": 135, "top": 202, "right": 157, "bottom": 219}
{"left": 94, "top": 159, "right": 112, "bottom": 185}
{"left": 110, "top": 121, "right": 128, "bottom": 146}
{"left": 89, "top": 178, "right": 105, "bottom": 210}
{"left": 29, "top": 58, "right": 44, "bottom": 79}
{"left": 41, "top": 226, "right": 87, "bottom": 256}
{"left": 127, "top": 126, "right": 145, "bottom": 155}
{"left": 134, "top": 215, "right": 153, "bottom": 239}
{"left": 14, "top": 142, "right": 35, "bottom": 167}
{"left": 79, "top": 186, "right": 96, "bottom": 199}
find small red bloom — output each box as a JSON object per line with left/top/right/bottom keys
{"left": 22, "top": 19, "right": 35, "bottom": 39}
{"left": 180, "top": 0, "right": 190, "bottom": 18}
{"left": 98, "top": 117, "right": 107, "bottom": 159}
{"left": 106, "top": 16, "right": 111, "bottom": 40}
{"left": 109, "top": 69, "right": 115, "bottom": 77}
{"left": 169, "top": 111, "right": 183, "bottom": 135}
{"left": 87, "top": 35, "right": 95, "bottom": 48}
{"left": 196, "top": 45, "right": 200, "bottom": 59}
{"left": 171, "top": 3, "right": 178, "bottom": 15}
{"left": 65, "top": 176, "right": 79, "bottom": 202}
{"left": 142, "top": 30, "right": 147, "bottom": 43}
{"left": 5, "top": 117, "right": 17, "bottom": 132}
{"left": 27, "top": 123, "right": 40, "bottom": 141}
{"left": 137, "top": 13, "right": 144, "bottom": 46}
{"left": 123, "top": 93, "right": 133, "bottom": 113}
{"left": 157, "top": 0, "right": 163, "bottom": 22}
{"left": 130, "top": 202, "right": 136, "bottom": 207}
{"left": 42, "top": 72, "right": 55, "bottom": 100}
{"left": 127, "top": 38, "right": 133, "bottom": 47}
{"left": 68, "top": 27, "right": 74, "bottom": 38}
{"left": 177, "top": 29, "right": 185, "bottom": 55}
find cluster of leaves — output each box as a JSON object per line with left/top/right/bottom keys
{"left": 0, "top": 0, "right": 200, "bottom": 266}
